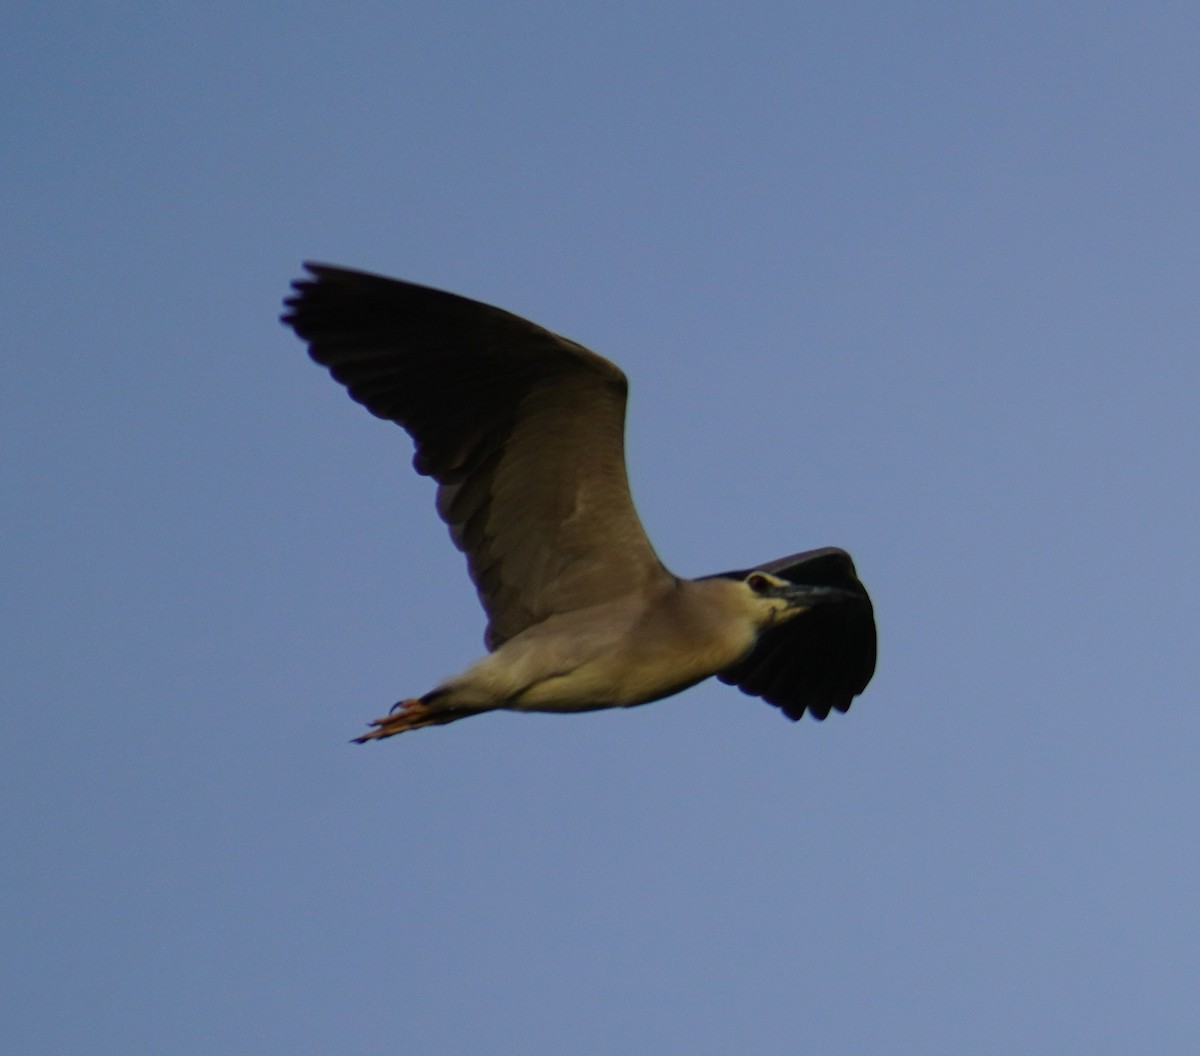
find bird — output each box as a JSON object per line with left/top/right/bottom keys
{"left": 282, "top": 263, "right": 876, "bottom": 741}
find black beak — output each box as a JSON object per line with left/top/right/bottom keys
{"left": 777, "top": 583, "right": 859, "bottom": 612}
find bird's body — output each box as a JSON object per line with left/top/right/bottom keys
{"left": 282, "top": 264, "right": 876, "bottom": 741}
{"left": 444, "top": 577, "right": 782, "bottom": 712}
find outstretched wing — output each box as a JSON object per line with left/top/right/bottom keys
{"left": 282, "top": 263, "right": 671, "bottom": 649}
{"left": 717, "top": 547, "right": 876, "bottom": 719}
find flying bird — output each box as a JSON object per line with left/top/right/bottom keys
{"left": 282, "top": 264, "right": 875, "bottom": 741}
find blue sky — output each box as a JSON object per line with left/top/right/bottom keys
{"left": 4, "top": 3, "right": 1198, "bottom": 1053}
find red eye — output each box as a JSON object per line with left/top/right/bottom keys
{"left": 747, "top": 574, "right": 771, "bottom": 593}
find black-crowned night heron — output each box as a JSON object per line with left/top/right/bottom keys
{"left": 282, "top": 264, "right": 876, "bottom": 741}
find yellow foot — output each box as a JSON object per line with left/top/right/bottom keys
{"left": 350, "top": 700, "right": 487, "bottom": 744}
{"left": 352, "top": 698, "right": 476, "bottom": 742}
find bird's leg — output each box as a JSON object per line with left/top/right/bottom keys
{"left": 352, "top": 695, "right": 481, "bottom": 742}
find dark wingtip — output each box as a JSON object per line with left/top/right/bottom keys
{"left": 281, "top": 262, "right": 341, "bottom": 333}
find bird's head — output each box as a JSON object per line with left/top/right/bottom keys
{"left": 736, "top": 570, "right": 858, "bottom": 631}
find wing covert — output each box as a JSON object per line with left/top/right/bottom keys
{"left": 282, "top": 263, "right": 670, "bottom": 648}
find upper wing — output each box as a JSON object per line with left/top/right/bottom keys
{"left": 716, "top": 547, "right": 876, "bottom": 719}
{"left": 282, "top": 263, "right": 671, "bottom": 649}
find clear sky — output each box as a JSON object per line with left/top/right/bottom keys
{"left": 4, "top": 3, "right": 1198, "bottom": 1053}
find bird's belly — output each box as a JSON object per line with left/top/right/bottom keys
{"left": 480, "top": 598, "right": 756, "bottom": 715}
{"left": 509, "top": 666, "right": 698, "bottom": 713}
{"left": 506, "top": 639, "right": 735, "bottom": 714}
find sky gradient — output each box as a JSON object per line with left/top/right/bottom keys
{"left": 5, "top": 3, "right": 1199, "bottom": 1053}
